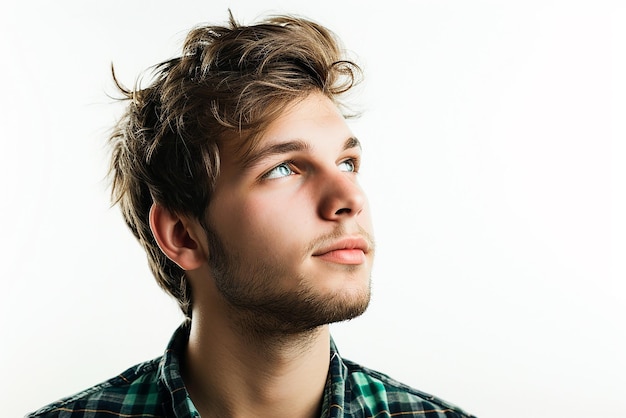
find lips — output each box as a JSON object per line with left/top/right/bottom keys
{"left": 312, "top": 237, "right": 371, "bottom": 265}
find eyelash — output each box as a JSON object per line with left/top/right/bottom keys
{"left": 261, "top": 160, "right": 297, "bottom": 180}
{"left": 261, "top": 157, "right": 361, "bottom": 180}
{"left": 340, "top": 157, "right": 360, "bottom": 173}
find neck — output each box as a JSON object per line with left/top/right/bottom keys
{"left": 183, "top": 310, "right": 330, "bottom": 418}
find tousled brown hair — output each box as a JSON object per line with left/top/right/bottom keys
{"left": 109, "top": 12, "right": 361, "bottom": 317}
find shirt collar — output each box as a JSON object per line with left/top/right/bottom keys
{"left": 321, "top": 338, "right": 349, "bottom": 418}
{"left": 157, "top": 320, "right": 200, "bottom": 417}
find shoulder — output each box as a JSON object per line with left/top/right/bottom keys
{"left": 341, "top": 358, "right": 476, "bottom": 418}
{"left": 26, "top": 357, "right": 163, "bottom": 418}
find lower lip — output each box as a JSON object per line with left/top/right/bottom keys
{"left": 314, "top": 249, "right": 366, "bottom": 265}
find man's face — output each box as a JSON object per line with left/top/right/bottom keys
{"left": 204, "top": 92, "right": 374, "bottom": 335}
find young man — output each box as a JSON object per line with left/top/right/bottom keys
{"left": 28, "top": 13, "right": 475, "bottom": 418}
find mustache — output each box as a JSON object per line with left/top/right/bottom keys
{"left": 305, "top": 225, "right": 375, "bottom": 256}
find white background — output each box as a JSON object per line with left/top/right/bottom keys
{"left": 1, "top": 1, "right": 624, "bottom": 417}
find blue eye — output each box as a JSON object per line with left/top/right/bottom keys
{"left": 264, "top": 163, "right": 294, "bottom": 179}
{"left": 338, "top": 159, "right": 356, "bottom": 173}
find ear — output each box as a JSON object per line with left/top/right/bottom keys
{"left": 149, "top": 203, "right": 206, "bottom": 271}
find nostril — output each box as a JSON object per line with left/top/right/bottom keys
{"left": 335, "top": 208, "right": 352, "bottom": 215}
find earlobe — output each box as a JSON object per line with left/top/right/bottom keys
{"left": 149, "top": 204, "right": 206, "bottom": 271}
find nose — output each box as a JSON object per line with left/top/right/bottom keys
{"left": 317, "top": 170, "right": 367, "bottom": 220}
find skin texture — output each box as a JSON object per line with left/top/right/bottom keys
{"left": 203, "top": 92, "right": 375, "bottom": 336}
{"left": 150, "top": 92, "right": 374, "bottom": 417}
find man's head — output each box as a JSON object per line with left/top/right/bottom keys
{"left": 109, "top": 12, "right": 370, "bottom": 322}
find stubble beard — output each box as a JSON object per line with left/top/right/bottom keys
{"left": 204, "top": 224, "right": 372, "bottom": 339}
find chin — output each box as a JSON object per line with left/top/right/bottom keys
{"left": 299, "top": 280, "right": 371, "bottom": 326}
{"left": 246, "top": 280, "right": 372, "bottom": 336}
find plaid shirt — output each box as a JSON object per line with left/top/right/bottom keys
{"left": 27, "top": 323, "right": 475, "bottom": 418}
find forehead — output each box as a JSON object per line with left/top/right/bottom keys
{"left": 224, "top": 92, "right": 353, "bottom": 165}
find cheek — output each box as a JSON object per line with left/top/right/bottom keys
{"left": 360, "top": 202, "right": 375, "bottom": 234}
{"left": 213, "top": 192, "right": 311, "bottom": 254}
{"left": 240, "top": 196, "right": 306, "bottom": 242}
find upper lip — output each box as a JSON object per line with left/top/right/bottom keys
{"left": 312, "top": 237, "right": 371, "bottom": 256}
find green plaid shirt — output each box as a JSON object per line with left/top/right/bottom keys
{"left": 27, "top": 323, "right": 475, "bottom": 417}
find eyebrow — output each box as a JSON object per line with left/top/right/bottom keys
{"left": 241, "top": 136, "right": 361, "bottom": 169}
{"left": 344, "top": 136, "right": 361, "bottom": 150}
